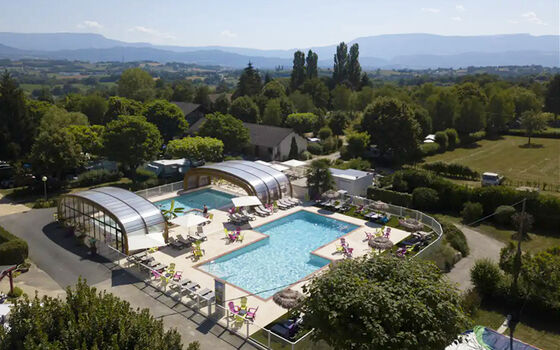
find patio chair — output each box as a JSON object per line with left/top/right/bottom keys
{"left": 168, "top": 237, "right": 184, "bottom": 249}
{"left": 173, "top": 271, "right": 183, "bottom": 282}
{"left": 258, "top": 205, "right": 272, "bottom": 214}
{"left": 228, "top": 301, "right": 240, "bottom": 318}
{"left": 240, "top": 209, "right": 256, "bottom": 221}
{"left": 150, "top": 270, "right": 161, "bottom": 280}
{"left": 196, "top": 226, "right": 208, "bottom": 241}
{"left": 365, "top": 232, "right": 374, "bottom": 241}
{"left": 344, "top": 247, "right": 354, "bottom": 258}
{"left": 245, "top": 306, "right": 259, "bottom": 321}
{"left": 254, "top": 207, "right": 268, "bottom": 217}
{"left": 276, "top": 201, "right": 290, "bottom": 210}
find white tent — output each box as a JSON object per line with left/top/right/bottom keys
{"left": 170, "top": 213, "right": 209, "bottom": 228}
{"left": 127, "top": 232, "right": 166, "bottom": 251}
{"left": 231, "top": 196, "right": 262, "bottom": 207}
{"left": 281, "top": 159, "right": 306, "bottom": 168}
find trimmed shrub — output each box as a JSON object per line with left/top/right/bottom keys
{"left": 32, "top": 199, "right": 57, "bottom": 209}
{"left": 444, "top": 128, "right": 460, "bottom": 149}
{"left": 470, "top": 258, "right": 503, "bottom": 298}
{"left": 318, "top": 127, "right": 333, "bottom": 140}
{"left": 420, "top": 242, "right": 459, "bottom": 272}
{"left": 461, "top": 202, "right": 483, "bottom": 223}
{"left": 419, "top": 142, "right": 440, "bottom": 156}
{"left": 412, "top": 187, "right": 439, "bottom": 210}
{"left": 0, "top": 226, "right": 28, "bottom": 265}
{"left": 307, "top": 142, "right": 323, "bottom": 155}
{"left": 134, "top": 167, "right": 157, "bottom": 182}
{"left": 494, "top": 205, "right": 516, "bottom": 226}
{"left": 71, "top": 169, "right": 123, "bottom": 188}
{"left": 421, "top": 161, "right": 479, "bottom": 180}
{"left": 441, "top": 220, "right": 469, "bottom": 256}
{"left": 367, "top": 187, "right": 412, "bottom": 207}
{"left": 434, "top": 131, "right": 448, "bottom": 151}
{"left": 299, "top": 151, "right": 312, "bottom": 160}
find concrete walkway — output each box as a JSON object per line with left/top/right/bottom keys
{"left": 446, "top": 224, "right": 505, "bottom": 291}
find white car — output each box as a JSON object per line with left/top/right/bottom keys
{"left": 481, "top": 172, "right": 504, "bottom": 186}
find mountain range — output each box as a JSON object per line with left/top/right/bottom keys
{"left": 0, "top": 32, "right": 558, "bottom": 69}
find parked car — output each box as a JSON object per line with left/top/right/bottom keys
{"left": 481, "top": 172, "right": 504, "bottom": 186}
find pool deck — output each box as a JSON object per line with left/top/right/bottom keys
{"left": 140, "top": 190, "right": 413, "bottom": 334}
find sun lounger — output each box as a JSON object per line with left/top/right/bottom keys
{"left": 254, "top": 207, "right": 269, "bottom": 216}
{"left": 258, "top": 205, "right": 272, "bottom": 214}
{"left": 276, "top": 201, "right": 290, "bottom": 210}
{"left": 241, "top": 209, "right": 256, "bottom": 221}
{"left": 168, "top": 236, "right": 184, "bottom": 249}
{"left": 196, "top": 226, "right": 207, "bottom": 241}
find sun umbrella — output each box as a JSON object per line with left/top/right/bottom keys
{"left": 368, "top": 236, "right": 393, "bottom": 252}
{"left": 273, "top": 288, "right": 304, "bottom": 309}
{"left": 371, "top": 200, "right": 389, "bottom": 211}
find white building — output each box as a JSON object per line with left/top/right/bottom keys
{"left": 329, "top": 168, "right": 374, "bottom": 196}
{"left": 145, "top": 159, "right": 190, "bottom": 178}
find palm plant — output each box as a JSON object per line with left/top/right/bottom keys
{"left": 161, "top": 200, "right": 185, "bottom": 222}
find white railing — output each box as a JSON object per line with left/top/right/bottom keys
{"left": 135, "top": 181, "right": 184, "bottom": 199}
{"left": 347, "top": 195, "right": 443, "bottom": 258}
{"left": 98, "top": 245, "right": 313, "bottom": 350}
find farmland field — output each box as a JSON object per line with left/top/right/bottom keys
{"left": 423, "top": 136, "right": 560, "bottom": 186}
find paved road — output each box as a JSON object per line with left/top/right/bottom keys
{"left": 0, "top": 208, "right": 258, "bottom": 350}
{"left": 446, "top": 224, "right": 505, "bottom": 291}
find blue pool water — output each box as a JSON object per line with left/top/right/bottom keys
{"left": 154, "top": 189, "right": 235, "bottom": 215}
{"left": 200, "top": 211, "right": 358, "bottom": 298}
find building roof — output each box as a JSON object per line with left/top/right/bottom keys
{"left": 244, "top": 123, "right": 296, "bottom": 148}
{"left": 65, "top": 186, "right": 165, "bottom": 236}
{"left": 329, "top": 168, "right": 372, "bottom": 180}
{"left": 171, "top": 102, "right": 202, "bottom": 116}
{"left": 151, "top": 158, "right": 189, "bottom": 166}
{"left": 189, "top": 117, "right": 206, "bottom": 134}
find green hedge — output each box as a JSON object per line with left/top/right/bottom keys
{"left": 421, "top": 161, "right": 479, "bottom": 180}
{"left": 367, "top": 187, "right": 412, "bottom": 207}
{"left": 391, "top": 168, "right": 560, "bottom": 232}
{"left": 0, "top": 226, "right": 28, "bottom": 265}
{"left": 441, "top": 220, "right": 469, "bottom": 256}
{"left": 419, "top": 142, "right": 439, "bottom": 157}
{"left": 505, "top": 129, "right": 560, "bottom": 139}
{"left": 71, "top": 169, "right": 123, "bottom": 188}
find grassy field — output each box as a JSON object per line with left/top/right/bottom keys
{"left": 423, "top": 136, "right": 560, "bottom": 187}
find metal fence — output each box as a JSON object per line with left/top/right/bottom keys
{"left": 348, "top": 195, "right": 443, "bottom": 259}
{"left": 98, "top": 244, "right": 314, "bottom": 350}
{"left": 135, "top": 181, "right": 184, "bottom": 199}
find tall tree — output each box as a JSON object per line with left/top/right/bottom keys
{"left": 455, "top": 96, "right": 486, "bottom": 136}
{"left": 234, "top": 62, "right": 262, "bottom": 98}
{"left": 142, "top": 100, "right": 188, "bottom": 142}
{"left": 194, "top": 85, "right": 212, "bottom": 110}
{"left": 332, "top": 42, "right": 348, "bottom": 85}
{"left": 301, "top": 78, "right": 329, "bottom": 109}
{"left": 262, "top": 80, "right": 286, "bottom": 99}
{"left": 362, "top": 97, "right": 421, "bottom": 161}
{"left": 305, "top": 50, "right": 318, "bottom": 80}
{"left": 328, "top": 111, "right": 349, "bottom": 137}
{"left": 301, "top": 255, "right": 469, "bottom": 350}
{"left": 331, "top": 85, "right": 352, "bottom": 111}
{"left": 427, "top": 89, "right": 458, "bottom": 131}
{"left": 544, "top": 74, "right": 560, "bottom": 119}
{"left": 105, "top": 96, "right": 143, "bottom": 121}
{"left": 80, "top": 94, "right": 109, "bottom": 125}
{"left": 117, "top": 68, "right": 155, "bottom": 102}
{"left": 290, "top": 51, "right": 306, "bottom": 91}
{"left": 171, "top": 80, "right": 195, "bottom": 102}
{"left": 103, "top": 115, "right": 162, "bottom": 173}
{"left": 39, "top": 106, "right": 89, "bottom": 133}
{"left": 198, "top": 113, "right": 250, "bottom": 153}
{"left": 486, "top": 91, "right": 515, "bottom": 136}
{"left": 166, "top": 136, "right": 224, "bottom": 162}
{"left": 30, "top": 129, "right": 85, "bottom": 180}
{"left": 288, "top": 136, "right": 299, "bottom": 159}
{"left": 0, "top": 71, "right": 37, "bottom": 161}
{"left": 213, "top": 94, "right": 231, "bottom": 114}
{"left": 520, "top": 111, "right": 548, "bottom": 145}
{"left": 347, "top": 43, "right": 361, "bottom": 90}
{"left": 306, "top": 159, "right": 334, "bottom": 199}
{"left": 230, "top": 96, "right": 260, "bottom": 123}
{"left": 262, "top": 99, "right": 283, "bottom": 126}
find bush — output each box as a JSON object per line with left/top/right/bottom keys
{"left": 307, "top": 142, "right": 323, "bottom": 155}
{"left": 135, "top": 167, "right": 157, "bottom": 182}
{"left": 421, "top": 242, "right": 459, "bottom": 272}
{"left": 419, "top": 142, "right": 440, "bottom": 156}
{"left": 299, "top": 151, "right": 312, "bottom": 160}
{"left": 367, "top": 187, "right": 412, "bottom": 207}
{"left": 421, "top": 161, "right": 479, "bottom": 180}
{"left": 461, "top": 202, "right": 483, "bottom": 223}
{"left": 441, "top": 220, "right": 469, "bottom": 256}
{"left": 318, "top": 127, "right": 333, "bottom": 140}
{"left": 470, "top": 258, "right": 503, "bottom": 298}
{"left": 461, "top": 288, "right": 481, "bottom": 317}
{"left": 434, "top": 131, "right": 448, "bottom": 151}
{"left": 71, "top": 169, "right": 123, "bottom": 188}
{"left": 32, "top": 199, "right": 57, "bottom": 209}
{"left": 494, "top": 205, "right": 516, "bottom": 226}
{"left": 444, "top": 128, "right": 460, "bottom": 148}
{"left": 468, "top": 130, "right": 486, "bottom": 142}
{"left": 0, "top": 226, "right": 28, "bottom": 265}
{"left": 7, "top": 286, "right": 23, "bottom": 298}
{"left": 321, "top": 137, "right": 337, "bottom": 154}
{"left": 412, "top": 187, "right": 439, "bottom": 210}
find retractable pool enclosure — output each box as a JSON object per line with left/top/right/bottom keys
{"left": 57, "top": 186, "right": 167, "bottom": 255}
{"left": 184, "top": 160, "right": 293, "bottom": 203}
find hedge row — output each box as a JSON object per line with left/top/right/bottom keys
{"left": 70, "top": 169, "right": 123, "bottom": 188}
{"left": 440, "top": 220, "right": 469, "bottom": 257}
{"left": 367, "top": 187, "right": 412, "bottom": 207}
{"left": 391, "top": 168, "right": 560, "bottom": 232}
{"left": 421, "top": 161, "right": 479, "bottom": 180}
{"left": 0, "top": 225, "right": 28, "bottom": 265}
{"left": 505, "top": 129, "right": 560, "bottom": 139}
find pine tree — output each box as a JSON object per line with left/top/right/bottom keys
{"left": 306, "top": 50, "right": 318, "bottom": 80}
{"left": 333, "top": 42, "right": 348, "bottom": 85}
{"left": 290, "top": 51, "right": 306, "bottom": 91}
{"left": 347, "top": 44, "right": 362, "bottom": 90}
{"left": 289, "top": 136, "right": 299, "bottom": 159}
{"left": 234, "top": 62, "right": 262, "bottom": 98}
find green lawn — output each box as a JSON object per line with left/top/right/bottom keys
{"left": 423, "top": 136, "right": 560, "bottom": 187}
{"left": 472, "top": 305, "right": 560, "bottom": 349}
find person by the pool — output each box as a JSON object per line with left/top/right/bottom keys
{"left": 202, "top": 204, "right": 208, "bottom": 217}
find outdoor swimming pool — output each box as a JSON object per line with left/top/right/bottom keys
{"left": 199, "top": 210, "right": 359, "bottom": 298}
{"left": 154, "top": 188, "right": 236, "bottom": 215}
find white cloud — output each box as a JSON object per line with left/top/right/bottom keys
{"left": 451, "top": 16, "right": 462, "bottom": 21}
{"left": 128, "top": 26, "right": 176, "bottom": 39}
{"left": 521, "top": 11, "right": 547, "bottom": 25}
{"left": 220, "top": 29, "right": 237, "bottom": 38}
{"left": 77, "top": 20, "right": 103, "bottom": 30}
{"left": 421, "top": 8, "right": 440, "bottom": 13}
{"left": 455, "top": 5, "right": 465, "bottom": 12}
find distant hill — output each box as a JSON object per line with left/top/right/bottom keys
{"left": 0, "top": 32, "right": 557, "bottom": 68}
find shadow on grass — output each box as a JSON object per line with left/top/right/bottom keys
{"left": 479, "top": 300, "right": 560, "bottom": 335}
{"left": 518, "top": 143, "right": 544, "bottom": 149}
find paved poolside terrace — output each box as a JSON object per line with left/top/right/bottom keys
{"left": 123, "top": 186, "right": 414, "bottom": 336}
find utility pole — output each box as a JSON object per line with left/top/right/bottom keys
{"left": 509, "top": 198, "right": 526, "bottom": 350}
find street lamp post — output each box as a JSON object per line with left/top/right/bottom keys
{"left": 42, "top": 176, "right": 48, "bottom": 201}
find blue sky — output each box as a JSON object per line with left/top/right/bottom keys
{"left": 0, "top": 0, "right": 558, "bottom": 49}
